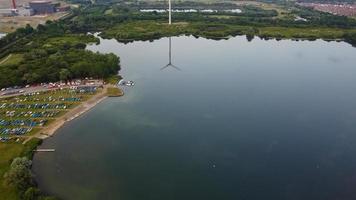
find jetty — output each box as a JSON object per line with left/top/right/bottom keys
{"left": 33, "top": 149, "right": 55, "bottom": 152}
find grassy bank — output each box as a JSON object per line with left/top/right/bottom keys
{"left": 0, "top": 138, "right": 41, "bottom": 200}
{"left": 106, "top": 87, "right": 124, "bottom": 97}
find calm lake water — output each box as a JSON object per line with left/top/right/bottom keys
{"left": 33, "top": 36, "right": 356, "bottom": 200}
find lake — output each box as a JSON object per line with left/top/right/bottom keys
{"left": 33, "top": 36, "right": 356, "bottom": 200}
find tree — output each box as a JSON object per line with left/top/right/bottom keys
{"left": 23, "top": 187, "right": 41, "bottom": 200}
{"left": 59, "top": 68, "right": 72, "bottom": 81}
{"left": 3, "top": 157, "right": 34, "bottom": 191}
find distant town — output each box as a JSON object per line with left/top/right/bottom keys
{"left": 0, "top": 0, "right": 70, "bottom": 17}
{"left": 0, "top": 0, "right": 71, "bottom": 32}
{"left": 297, "top": 2, "right": 356, "bottom": 17}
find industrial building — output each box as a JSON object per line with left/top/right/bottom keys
{"left": 1, "top": 0, "right": 69, "bottom": 17}
{"left": 0, "top": 0, "right": 17, "bottom": 16}
{"left": 29, "top": 1, "right": 56, "bottom": 15}
{"left": 57, "top": 5, "right": 70, "bottom": 12}
{"left": 18, "top": 7, "right": 34, "bottom": 16}
{"left": 0, "top": 9, "right": 17, "bottom": 17}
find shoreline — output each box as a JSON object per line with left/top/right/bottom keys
{"left": 24, "top": 85, "right": 118, "bottom": 143}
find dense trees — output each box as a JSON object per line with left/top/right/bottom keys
{"left": 3, "top": 157, "right": 34, "bottom": 191}
{"left": 344, "top": 32, "right": 356, "bottom": 46}
{"left": 3, "top": 157, "right": 60, "bottom": 200}
{"left": 0, "top": 48, "right": 120, "bottom": 88}
{"left": 0, "top": 13, "right": 119, "bottom": 88}
{"left": 0, "top": 24, "right": 34, "bottom": 49}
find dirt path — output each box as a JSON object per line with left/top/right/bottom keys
{"left": 0, "top": 54, "right": 12, "bottom": 65}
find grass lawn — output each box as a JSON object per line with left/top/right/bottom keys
{"left": 106, "top": 87, "right": 123, "bottom": 97}
{"left": 104, "top": 8, "right": 113, "bottom": 15}
{"left": 43, "top": 34, "right": 99, "bottom": 48}
{"left": 258, "top": 27, "right": 356, "bottom": 39}
{"left": 0, "top": 54, "right": 23, "bottom": 67}
{"left": 258, "top": 2, "right": 291, "bottom": 18}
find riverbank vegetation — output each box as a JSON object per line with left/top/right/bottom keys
{"left": 97, "top": 3, "right": 356, "bottom": 44}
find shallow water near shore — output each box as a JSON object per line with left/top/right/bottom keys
{"left": 33, "top": 36, "right": 356, "bottom": 200}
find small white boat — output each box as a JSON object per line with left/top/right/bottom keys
{"left": 118, "top": 80, "right": 135, "bottom": 87}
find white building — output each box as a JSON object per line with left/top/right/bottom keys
{"left": 18, "top": 7, "right": 34, "bottom": 16}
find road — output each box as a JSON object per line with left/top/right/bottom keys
{"left": 0, "top": 83, "right": 103, "bottom": 99}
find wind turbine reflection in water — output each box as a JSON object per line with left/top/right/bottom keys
{"left": 161, "top": 37, "right": 181, "bottom": 71}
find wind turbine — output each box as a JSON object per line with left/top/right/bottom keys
{"left": 161, "top": 37, "right": 181, "bottom": 71}
{"left": 168, "top": 0, "right": 172, "bottom": 24}
{"left": 161, "top": 0, "right": 181, "bottom": 71}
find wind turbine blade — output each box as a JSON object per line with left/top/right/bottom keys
{"left": 170, "top": 64, "right": 182, "bottom": 71}
{"left": 160, "top": 64, "right": 170, "bottom": 70}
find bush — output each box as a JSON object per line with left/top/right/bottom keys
{"left": 23, "top": 187, "right": 41, "bottom": 200}
{"left": 3, "top": 157, "right": 34, "bottom": 191}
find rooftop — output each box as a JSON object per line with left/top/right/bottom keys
{"left": 30, "top": 1, "right": 52, "bottom": 3}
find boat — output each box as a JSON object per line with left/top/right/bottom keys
{"left": 118, "top": 80, "right": 135, "bottom": 87}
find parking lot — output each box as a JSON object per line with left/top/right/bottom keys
{"left": 0, "top": 86, "right": 99, "bottom": 141}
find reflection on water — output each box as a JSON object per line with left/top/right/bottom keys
{"left": 33, "top": 36, "right": 356, "bottom": 200}
{"left": 161, "top": 37, "right": 181, "bottom": 71}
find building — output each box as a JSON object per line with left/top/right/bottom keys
{"left": 0, "top": 9, "right": 17, "bottom": 17}
{"left": 18, "top": 7, "right": 34, "bottom": 16}
{"left": 57, "top": 5, "right": 70, "bottom": 12}
{"left": 29, "top": 1, "right": 55, "bottom": 15}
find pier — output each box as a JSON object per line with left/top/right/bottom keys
{"left": 33, "top": 149, "right": 55, "bottom": 152}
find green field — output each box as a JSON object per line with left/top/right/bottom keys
{"left": 0, "top": 54, "right": 23, "bottom": 67}
{"left": 43, "top": 34, "right": 99, "bottom": 48}
{"left": 258, "top": 26, "right": 355, "bottom": 39}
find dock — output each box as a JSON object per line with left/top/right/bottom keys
{"left": 33, "top": 149, "right": 55, "bottom": 152}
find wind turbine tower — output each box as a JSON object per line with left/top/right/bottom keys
{"left": 11, "top": 0, "right": 17, "bottom": 9}
{"left": 168, "top": 0, "right": 172, "bottom": 24}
